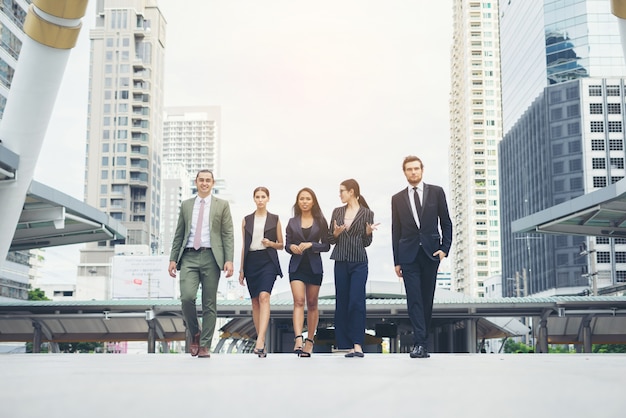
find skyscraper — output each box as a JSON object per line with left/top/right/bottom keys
{"left": 500, "top": 0, "right": 626, "bottom": 133}
{"left": 162, "top": 106, "right": 222, "bottom": 192}
{"left": 78, "top": 0, "right": 166, "bottom": 295}
{"left": 449, "top": 0, "right": 503, "bottom": 297}
{"left": 160, "top": 106, "right": 222, "bottom": 256}
{"left": 499, "top": 0, "right": 626, "bottom": 296}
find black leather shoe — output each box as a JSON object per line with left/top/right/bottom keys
{"left": 410, "top": 345, "right": 430, "bottom": 358}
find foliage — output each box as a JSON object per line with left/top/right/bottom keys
{"left": 502, "top": 339, "right": 533, "bottom": 353}
{"left": 592, "top": 344, "right": 626, "bottom": 353}
{"left": 58, "top": 342, "right": 104, "bottom": 353}
{"left": 27, "top": 288, "right": 50, "bottom": 301}
{"left": 548, "top": 344, "right": 574, "bottom": 353}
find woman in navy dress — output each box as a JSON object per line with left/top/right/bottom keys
{"left": 329, "top": 179, "right": 378, "bottom": 358}
{"left": 285, "top": 187, "right": 330, "bottom": 357}
{"left": 239, "top": 187, "right": 283, "bottom": 357}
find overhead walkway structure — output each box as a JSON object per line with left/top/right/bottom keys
{"left": 1, "top": 284, "right": 625, "bottom": 354}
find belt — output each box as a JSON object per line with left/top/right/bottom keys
{"left": 184, "top": 247, "right": 211, "bottom": 252}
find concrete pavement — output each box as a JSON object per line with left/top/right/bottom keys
{"left": 1, "top": 353, "right": 625, "bottom": 418}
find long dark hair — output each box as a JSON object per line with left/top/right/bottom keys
{"left": 293, "top": 187, "right": 327, "bottom": 225}
{"left": 341, "top": 178, "right": 369, "bottom": 209}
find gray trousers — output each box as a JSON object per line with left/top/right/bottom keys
{"left": 179, "top": 249, "right": 220, "bottom": 348}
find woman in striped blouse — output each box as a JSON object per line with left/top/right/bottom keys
{"left": 328, "top": 179, "right": 379, "bottom": 358}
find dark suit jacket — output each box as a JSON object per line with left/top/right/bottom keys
{"left": 169, "top": 195, "right": 234, "bottom": 270}
{"left": 391, "top": 183, "right": 452, "bottom": 265}
{"left": 328, "top": 205, "right": 374, "bottom": 262}
{"left": 285, "top": 216, "right": 330, "bottom": 275}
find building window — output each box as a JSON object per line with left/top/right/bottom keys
{"left": 553, "top": 161, "right": 564, "bottom": 174}
{"left": 590, "top": 121, "right": 604, "bottom": 132}
{"left": 566, "top": 104, "right": 579, "bottom": 117}
{"left": 567, "top": 122, "right": 580, "bottom": 135}
{"left": 607, "top": 103, "right": 621, "bottom": 114}
{"left": 570, "top": 177, "right": 583, "bottom": 190}
{"left": 609, "top": 139, "right": 623, "bottom": 150}
{"left": 589, "top": 85, "right": 602, "bottom": 96}
{"left": 569, "top": 159, "right": 582, "bottom": 171}
{"left": 566, "top": 86, "right": 578, "bottom": 100}
{"left": 589, "top": 103, "right": 603, "bottom": 114}
{"left": 552, "top": 143, "right": 563, "bottom": 156}
{"left": 606, "top": 85, "right": 620, "bottom": 96}
{"left": 556, "top": 254, "right": 569, "bottom": 265}
{"left": 616, "top": 271, "right": 626, "bottom": 283}
{"left": 610, "top": 158, "right": 624, "bottom": 169}
{"left": 592, "top": 158, "right": 606, "bottom": 169}
{"left": 591, "top": 139, "right": 604, "bottom": 150}
{"left": 615, "top": 238, "right": 626, "bottom": 244}
{"left": 616, "top": 252, "right": 626, "bottom": 263}
{"left": 551, "top": 125, "right": 562, "bottom": 138}
{"left": 597, "top": 237, "right": 609, "bottom": 244}
{"left": 596, "top": 251, "right": 610, "bottom": 263}
{"left": 568, "top": 140, "right": 581, "bottom": 153}
{"left": 593, "top": 176, "right": 607, "bottom": 188}
{"left": 612, "top": 176, "right": 624, "bottom": 184}
{"left": 550, "top": 90, "right": 562, "bottom": 103}
{"left": 554, "top": 179, "right": 565, "bottom": 192}
{"left": 608, "top": 121, "right": 622, "bottom": 132}
{"left": 551, "top": 108, "right": 563, "bottom": 120}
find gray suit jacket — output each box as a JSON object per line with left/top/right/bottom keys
{"left": 169, "top": 195, "right": 234, "bottom": 270}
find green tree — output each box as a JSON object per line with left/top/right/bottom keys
{"left": 27, "top": 287, "right": 49, "bottom": 301}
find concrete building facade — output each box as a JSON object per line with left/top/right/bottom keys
{"left": 449, "top": 0, "right": 503, "bottom": 297}
{"left": 78, "top": 0, "right": 166, "bottom": 296}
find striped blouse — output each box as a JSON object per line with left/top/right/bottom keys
{"left": 328, "top": 205, "right": 374, "bottom": 262}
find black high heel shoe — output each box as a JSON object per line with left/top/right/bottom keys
{"left": 293, "top": 335, "right": 304, "bottom": 356}
{"left": 253, "top": 346, "right": 267, "bottom": 358}
{"left": 300, "top": 338, "right": 314, "bottom": 358}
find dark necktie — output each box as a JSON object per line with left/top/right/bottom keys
{"left": 412, "top": 187, "right": 422, "bottom": 218}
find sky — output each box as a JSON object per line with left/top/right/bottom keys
{"left": 34, "top": 0, "right": 454, "bottom": 297}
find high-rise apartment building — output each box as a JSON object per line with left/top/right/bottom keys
{"left": 160, "top": 106, "right": 222, "bottom": 256}
{"left": 499, "top": 0, "right": 626, "bottom": 296}
{"left": 449, "top": 1, "right": 503, "bottom": 297}
{"left": 162, "top": 106, "right": 222, "bottom": 192}
{"left": 78, "top": 0, "right": 166, "bottom": 295}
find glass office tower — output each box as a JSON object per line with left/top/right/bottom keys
{"left": 499, "top": 0, "right": 626, "bottom": 296}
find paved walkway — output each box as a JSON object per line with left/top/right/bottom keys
{"left": 2, "top": 353, "right": 626, "bottom": 418}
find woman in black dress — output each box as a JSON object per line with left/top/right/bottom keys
{"left": 285, "top": 187, "right": 330, "bottom": 357}
{"left": 239, "top": 187, "right": 284, "bottom": 357}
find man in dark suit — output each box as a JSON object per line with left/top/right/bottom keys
{"left": 168, "top": 169, "right": 234, "bottom": 358}
{"left": 391, "top": 156, "right": 452, "bottom": 358}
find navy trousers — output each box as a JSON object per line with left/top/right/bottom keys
{"left": 334, "top": 261, "right": 368, "bottom": 349}
{"left": 402, "top": 248, "right": 440, "bottom": 346}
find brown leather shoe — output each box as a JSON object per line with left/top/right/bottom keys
{"left": 190, "top": 332, "right": 200, "bottom": 357}
{"left": 197, "top": 346, "right": 210, "bottom": 358}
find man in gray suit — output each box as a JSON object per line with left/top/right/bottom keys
{"left": 391, "top": 156, "right": 452, "bottom": 358}
{"left": 168, "top": 169, "right": 234, "bottom": 358}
